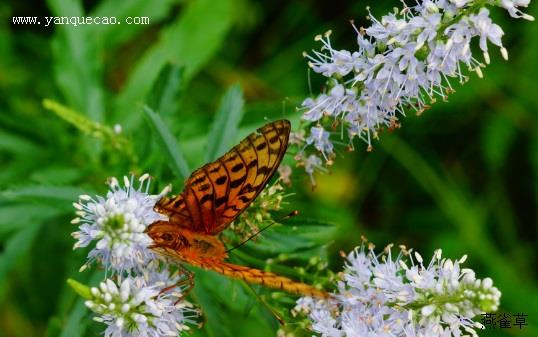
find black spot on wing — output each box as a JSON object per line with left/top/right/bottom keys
{"left": 215, "top": 176, "right": 227, "bottom": 185}
{"left": 269, "top": 147, "right": 280, "bottom": 155}
{"left": 230, "top": 175, "right": 246, "bottom": 188}
{"left": 226, "top": 153, "right": 238, "bottom": 162}
{"left": 239, "top": 196, "right": 251, "bottom": 203}
{"left": 192, "top": 176, "right": 206, "bottom": 185}
{"left": 198, "top": 184, "right": 211, "bottom": 192}
{"left": 257, "top": 166, "right": 269, "bottom": 175}
{"left": 239, "top": 184, "right": 254, "bottom": 195}
{"left": 231, "top": 163, "right": 244, "bottom": 172}
{"left": 199, "top": 193, "right": 213, "bottom": 204}
{"left": 215, "top": 197, "right": 227, "bottom": 208}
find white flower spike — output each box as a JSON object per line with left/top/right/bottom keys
{"left": 297, "top": 0, "right": 533, "bottom": 180}
{"left": 85, "top": 273, "right": 198, "bottom": 337}
{"left": 71, "top": 174, "right": 165, "bottom": 273}
{"left": 295, "top": 242, "right": 501, "bottom": 337}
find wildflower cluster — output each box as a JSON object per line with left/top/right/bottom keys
{"left": 295, "top": 0, "right": 533, "bottom": 183}
{"left": 294, "top": 241, "right": 501, "bottom": 337}
{"left": 70, "top": 175, "right": 198, "bottom": 337}
{"left": 228, "top": 179, "right": 290, "bottom": 240}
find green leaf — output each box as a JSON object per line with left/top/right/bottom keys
{"left": 0, "top": 204, "right": 61, "bottom": 235}
{"left": 1, "top": 185, "right": 89, "bottom": 210}
{"left": 58, "top": 271, "right": 104, "bottom": 337}
{"left": 480, "top": 113, "right": 516, "bottom": 169}
{"left": 115, "top": 0, "right": 235, "bottom": 128}
{"left": 146, "top": 63, "right": 184, "bottom": 117}
{"left": 236, "top": 217, "right": 336, "bottom": 256}
{"left": 58, "top": 294, "right": 89, "bottom": 337}
{"left": 66, "top": 278, "right": 92, "bottom": 300}
{"left": 205, "top": 84, "right": 245, "bottom": 162}
{"left": 29, "top": 167, "right": 83, "bottom": 185}
{"left": 143, "top": 106, "right": 190, "bottom": 180}
{"left": 91, "top": 0, "right": 177, "bottom": 48}
{"left": 0, "top": 129, "right": 40, "bottom": 155}
{"left": 42, "top": 99, "right": 132, "bottom": 155}
{"left": 44, "top": 317, "right": 63, "bottom": 337}
{"left": 47, "top": 0, "right": 105, "bottom": 122}
{"left": 0, "top": 224, "right": 42, "bottom": 301}
{"left": 45, "top": 270, "right": 105, "bottom": 337}
{"left": 191, "top": 269, "right": 274, "bottom": 337}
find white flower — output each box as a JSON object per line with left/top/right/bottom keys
{"left": 71, "top": 174, "right": 167, "bottom": 273}
{"left": 296, "top": 153, "right": 327, "bottom": 186}
{"left": 500, "top": 0, "right": 535, "bottom": 20}
{"left": 469, "top": 8, "right": 505, "bottom": 63}
{"left": 306, "top": 126, "right": 334, "bottom": 160}
{"left": 297, "top": 0, "right": 532, "bottom": 176}
{"left": 85, "top": 272, "right": 197, "bottom": 337}
{"left": 295, "top": 243, "right": 501, "bottom": 337}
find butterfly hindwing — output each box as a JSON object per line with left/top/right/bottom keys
{"left": 155, "top": 119, "right": 291, "bottom": 235}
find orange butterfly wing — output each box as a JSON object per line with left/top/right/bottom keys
{"left": 155, "top": 119, "right": 291, "bottom": 235}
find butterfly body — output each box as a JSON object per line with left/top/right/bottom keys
{"left": 147, "top": 224, "right": 327, "bottom": 298}
{"left": 146, "top": 120, "right": 327, "bottom": 298}
{"left": 148, "top": 221, "right": 228, "bottom": 262}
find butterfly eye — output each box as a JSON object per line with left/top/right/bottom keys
{"left": 161, "top": 233, "right": 174, "bottom": 242}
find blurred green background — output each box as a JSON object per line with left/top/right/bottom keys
{"left": 0, "top": 0, "right": 536, "bottom": 336}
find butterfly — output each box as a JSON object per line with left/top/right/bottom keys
{"left": 145, "top": 119, "right": 327, "bottom": 298}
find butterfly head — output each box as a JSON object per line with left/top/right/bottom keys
{"left": 145, "top": 221, "right": 189, "bottom": 250}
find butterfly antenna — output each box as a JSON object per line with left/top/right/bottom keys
{"left": 226, "top": 210, "right": 299, "bottom": 253}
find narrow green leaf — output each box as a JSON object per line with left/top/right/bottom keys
{"left": 0, "top": 129, "right": 40, "bottom": 154}
{"left": 480, "top": 113, "right": 516, "bottom": 169}
{"left": 47, "top": 0, "right": 105, "bottom": 123}
{"left": 146, "top": 63, "right": 184, "bottom": 117}
{"left": 58, "top": 271, "right": 103, "bottom": 337}
{"left": 0, "top": 204, "right": 61, "bottom": 235}
{"left": 59, "top": 295, "right": 89, "bottom": 337}
{"left": 42, "top": 99, "right": 131, "bottom": 155}
{"left": 1, "top": 185, "right": 90, "bottom": 209}
{"left": 44, "top": 317, "right": 63, "bottom": 337}
{"left": 67, "top": 278, "right": 92, "bottom": 300}
{"left": 91, "top": 0, "right": 177, "bottom": 48}
{"left": 0, "top": 224, "right": 42, "bottom": 301}
{"left": 143, "top": 106, "right": 190, "bottom": 180}
{"left": 205, "top": 84, "right": 245, "bottom": 162}
{"left": 190, "top": 270, "right": 267, "bottom": 337}
{"left": 30, "top": 167, "right": 83, "bottom": 185}
{"left": 115, "top": 0, "right": 235, "bottom": 129}
{"left": 43, "top": 99, "right": 100, "bottom": 135}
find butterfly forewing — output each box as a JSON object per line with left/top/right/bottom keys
{"left": 155, "top": 120, "right": 291, "bottom": 235}
{"left": 154, "top": 195, "right": 194, "bottom": 228}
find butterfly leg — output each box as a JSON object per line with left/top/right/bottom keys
{"left": 174, "top": 265, "right": 195, "bottom": 304}
{"left": 158, "top": 264, "right": 195, "bottom": 304}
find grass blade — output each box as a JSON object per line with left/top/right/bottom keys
{"left": 146, "top": 63, "right": 184, "bottom": 117}
{"left": 205, "top": 84, "right": 245, "bottom": 162}
{"left": 115, "top": 0, "right": 235, "bottom": 128}
{"left": 1, "top": 185, "right": 89, "bottom": 210}
{"left": 0, "top": 224, "right": 42, "bottom": 301}
{"left": 143, "top": 106, "right": 190, "bottom": 180}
